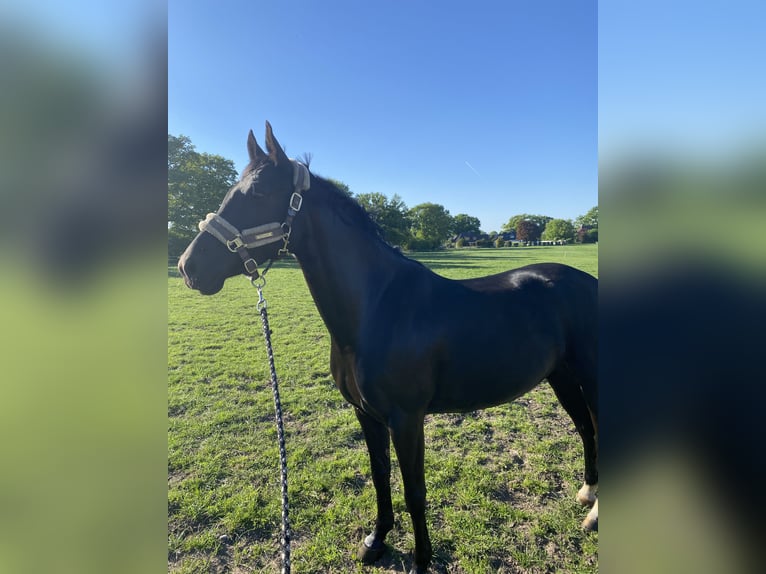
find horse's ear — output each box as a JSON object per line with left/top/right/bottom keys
{"left": 247, "top": 129, "right": 266, "bottom": 163}
{"left": 265, "top": 121, "right": 289, "bottom": 167}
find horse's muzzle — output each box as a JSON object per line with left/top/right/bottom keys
{"left": 177, "top": 254, "right": 223, "bottom": 294}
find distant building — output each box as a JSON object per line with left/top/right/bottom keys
{"left": 452, "top": 232, "right": 487, "bottom": 246}
{"left": 453, "top": 230, "right": 516, "bottom": 246}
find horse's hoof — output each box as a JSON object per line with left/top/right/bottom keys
{"left": 357, "top": 534, "right": 386, "bottom": 564}
{"left": 581, "top": 498, "right": 598, "bottom": 531}
{"left": 582, "top": 515, "right": 598, "bottom": 532}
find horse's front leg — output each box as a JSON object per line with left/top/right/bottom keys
{"left": 355, "top": 408, "right": 394, "bottom": 564}
{"left": 389, "top": 409, "right": 431, "bottom": 574}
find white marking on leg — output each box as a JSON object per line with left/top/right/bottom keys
{"left": 576, "top": 482, "right": 598, "bottom": 506}
{"left": 582, "top": 498, "right": 598, "bottom": 531}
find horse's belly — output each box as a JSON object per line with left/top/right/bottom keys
{"left": 427, "top": 375, "right": 542, "bottom": 413}
{"left": 427, "top": 347, "right": 558, "bottom": 413}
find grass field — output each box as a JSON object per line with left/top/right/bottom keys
{"left": 168, "top": 245, "right": 598, "bottom": 573}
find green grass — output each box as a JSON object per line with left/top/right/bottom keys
{"left": 169, "top": 244, "right": 598, "bottom": 573}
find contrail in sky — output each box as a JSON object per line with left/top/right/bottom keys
{"left": 464, "top": 161, "right": 481, "bottom": 177}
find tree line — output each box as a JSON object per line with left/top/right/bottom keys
{"left": 168, "top": 134, "right": 597, "bottom": 256}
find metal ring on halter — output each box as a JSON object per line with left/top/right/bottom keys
{"left": 251, "top": 273, "right": 267, "bottom": 292}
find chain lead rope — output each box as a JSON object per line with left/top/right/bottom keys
{"left": 255, "top": 282, "right": 291, "bottom": 574}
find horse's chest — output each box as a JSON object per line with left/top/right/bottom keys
{"left": 329, "top": 343, "right": 364, "bottom": 409}
{"left": 329, "top": 341, "right": 404, "bottom": 422}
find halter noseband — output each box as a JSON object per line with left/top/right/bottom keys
{"left": 198, "top": 159, "right": 310, "bottom": 278}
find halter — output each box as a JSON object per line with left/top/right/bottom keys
{"left": 198, "top": 159, "right": 310, "bottom": 279}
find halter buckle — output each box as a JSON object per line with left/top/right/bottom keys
{"left": 288, "top": 192, "right": 303, "bottom": 213}
{"left": 227, "top": 237, "right": 244, "bottom": 252}
{"left": 243, "top": 258, "right": 259, "bottom": 275}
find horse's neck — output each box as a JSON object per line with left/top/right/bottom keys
{"left": 292, "top": 199, "right": 401, "bottom": 348}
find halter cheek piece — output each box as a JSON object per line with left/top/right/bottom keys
{"left": 198, "top": 159, "right": 310, "bottom": 278}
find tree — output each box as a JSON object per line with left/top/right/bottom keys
{"left": 452, "top": 213, "right": 482, "bottom": 236}
{"left": 574, "top": 206, "right": 598, "bottom": 243}
{"left": 501, "top": 213, "right": 553, "bottom": 234}
{"left": 542, "top": 219, "right": 575, "bottom": 242}
{"left": 574, "top": 206, "right": 598, "bottom": 230}
{"left": 576, "top": 227, "right": 599, "bottom": 243}
{"left": 355, "top": 192, "right": 411, "bottom": 246}
{"left": 407, "top": 203, "right": 454, "bottom": 250}
{"left": 168, "top": 134, "right": 238, "bottom": 256}
{"left": 515, "top": 219, "right": 542, "bottom": 243}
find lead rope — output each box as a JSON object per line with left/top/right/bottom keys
{"left": 254, "top": 279, "right": 292, "bottom": 574}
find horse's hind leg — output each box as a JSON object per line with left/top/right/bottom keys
{"left": 547, "top": 368, "right": 598, "bottom": 531}
{"left": 355, "top": 408, "right": 394, "bottom": 564}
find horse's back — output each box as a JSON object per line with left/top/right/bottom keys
{"left": 461, "top": 262, "right": 597, "bottom": 347}
{"left": 458, "top": 262, "right": 596, "bottom": 295}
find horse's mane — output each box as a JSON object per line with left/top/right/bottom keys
{"left": 311, "top": 175, "right": 391, "bottom": 244}
{"left": 310, "top": 174, "right": 422, "bottom": 265}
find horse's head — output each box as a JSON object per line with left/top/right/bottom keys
{"left": 178, "top": 122, "right": 309, "bottom": 294}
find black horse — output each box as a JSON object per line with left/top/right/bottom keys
{"left": 178, "top": 123, "right": 598, "bottom": 573}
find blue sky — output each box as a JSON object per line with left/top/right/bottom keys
{"left": 169, "top": 1, "right": 597, "bottom": 232}
{"left": 5, "top": 0, "right": 762, "bottom": 232}
{"left": 599, "top": 0, "right": 766, "bottom": 161}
